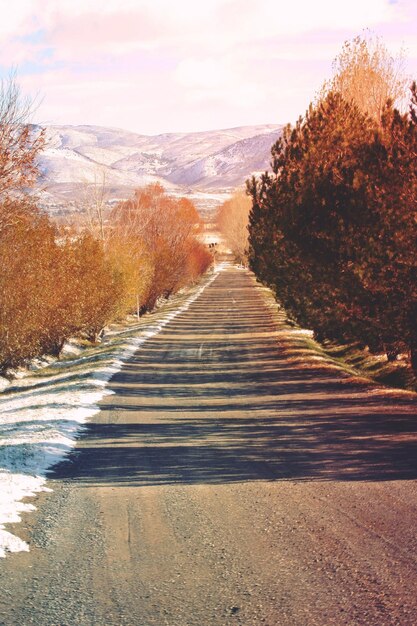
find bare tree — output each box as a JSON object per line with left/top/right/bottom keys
{"left": 79, "top": 167, "right": 108, "bottom": 243}
{"left": 0, "top": 73, "right": 45, "bottom": 239}
{"left": 0, "top": 72, "right": 45, "bottom": 197}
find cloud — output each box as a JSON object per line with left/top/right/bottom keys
{"left": 174, "top": 58, "right": 235, "bottom": 91}
{"left": 2, "top": 0, "right": 417, "bottom": 133}
{"left": 2, "top": 0, "right": 400, "bottom": 55}
{"left": 173, "top": 55, "right": 266, "bottom": 111}
{"left": 215, "top": 0, "right": 396, "bottom": 39}
{"left": 0, "top": 2, "right": 37, "bottom": 39}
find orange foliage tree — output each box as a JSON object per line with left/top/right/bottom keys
{"left": 216, "top": 191, "right": 251, "bottom": 265}
{"left": 0, "top": 206, "right": 124, "bottom": 370}
{"left": 0, "top": 126, "right": 211, "bottom": 376}
{"left": 0, "top": 184, "right": 212, "bottom": 373}
{"left": 110, "top": 184, "right": 211, "bottom": 311}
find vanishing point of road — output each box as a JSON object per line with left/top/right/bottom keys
{"left": 1, "top": 266, "right": 417, "bottom": 626}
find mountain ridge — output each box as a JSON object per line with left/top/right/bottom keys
{"left": 38, "top": 122, "right": 283, "bottom": 215}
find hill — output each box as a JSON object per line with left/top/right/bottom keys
{"left": 38, "top": 123, "right": 283, "bottom": 217}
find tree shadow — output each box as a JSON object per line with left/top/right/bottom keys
{"left": 52, "top": 408, "right": 417, "bottom": 486}
{"left": 51, "top": 268, "right": 417, "bottom": 487}
{"left": 52, "top": 368, "right": 417, "bottom": 486}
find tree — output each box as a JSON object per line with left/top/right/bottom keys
{"left": 322, "top": 33, "right": 408, "bottom": 122}
{"left": 0, "top": 146, "right": 211, "bottom": 371}
{"left": 361, "top": 88, "right": 417, "bottom": 366}
{"left": 75, "top": 167, "right": 111, "bottom": 243}
{"left": 110, "top": 185, "right": 209, "bottom": 310}
{"left": 105, "top": 226, "right": 154, "bottom": 318}
{"left": 0, "top": 73, "right": 45, "bottom": 200}
{"left": 216, "top": 191, "right": 251, "bottom": 265}
{"left": 248, "top": 85, "right": 417, "bottom": 373}
{"left": 66, "top": 233, "right": 124, "bottom": 341}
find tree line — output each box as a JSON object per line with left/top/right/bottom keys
{"left": 0, "top": 78, "right": 211, "bottom": 374}
{"left": 247, "top": 35, "right": 417, "bottom": 373}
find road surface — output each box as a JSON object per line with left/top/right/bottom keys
{"left": 1, "top": 266, "right": 417, "bottom": 626}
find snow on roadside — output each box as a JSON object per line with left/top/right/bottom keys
{"left": 0, "top": 265, "right": 226, "bottom": 558}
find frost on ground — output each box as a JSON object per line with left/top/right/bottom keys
{"left": 0, "top": 265, "right": 225, "bottom": 558}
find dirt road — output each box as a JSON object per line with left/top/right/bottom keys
{"left": 1, "top": 266, "right": 417, "bottom": 626}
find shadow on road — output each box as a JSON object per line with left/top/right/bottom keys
{"left": 52, "top": 269, "right": 417, "bottom": 486}
{"left": 52, "top": 399, "right": 417, "bottom": 486}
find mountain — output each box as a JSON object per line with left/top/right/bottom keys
{"left": 38, "top": 123, "right": 283, "bottom": 216}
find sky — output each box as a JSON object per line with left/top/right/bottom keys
{"left": 1, "top": 0, "right": 417, "bottom": 135}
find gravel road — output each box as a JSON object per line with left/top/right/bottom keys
{"left": 1, "top": 266, "right": 417, "bottom": 626}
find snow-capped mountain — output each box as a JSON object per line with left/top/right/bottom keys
{"left": 38, "top": 123, "right": 283, "bottom": 215}
{"left": 167, "top": 130, "right": 281, "bottom": 188}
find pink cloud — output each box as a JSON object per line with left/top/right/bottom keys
{"left": 5, "top": 0, "right": 417, "bottom": 134}
{"left": 47, "top": 10, "right": 166, "bottom": 61}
